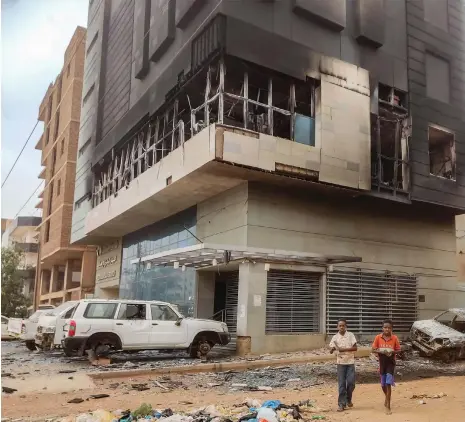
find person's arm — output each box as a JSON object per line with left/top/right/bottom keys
{"left": 329, "top": 335, "right": 338, "bottom": 354}
{"left": 371, "top": 335, "right": 380, "bottom": 353}
{"left": 338, "top": 333, "right": 358, "bottom": 352}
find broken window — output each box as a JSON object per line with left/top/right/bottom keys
{"left": 428, "top": 125, "right": 455, "bottom": 180}
{"left": 92, "top": 56, "right": 317, "bottom": 207}
{"left": 371, "top": 84, "right": 410, "bottom": 196}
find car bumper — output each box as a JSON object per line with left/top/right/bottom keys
{"left": 62, "top": 336, "right": 88, "bottom": 352}
{"left": 218, "top": 332, "right": 231, "bottom": 346}
{"left": 411, "top": 340, "right": 435, "bottom": 356}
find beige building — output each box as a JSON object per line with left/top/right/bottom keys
{"left": 34, "top": 27, "right": 96, "bottom": 308}
{"left": 2, "top": 217, "right": 42, "bottom": 304}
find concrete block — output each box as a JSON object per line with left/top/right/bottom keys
{"left": 259, "top": 134, "right": 277, "bottom": 152}
{"left": 276, "top": 138, "right": 292, "bottom": 156}
{"left": 319, "top": 162, "right": 359, "bottom": 188}
{"left": 258, "top": 149, "right": 276, "bottom": 171}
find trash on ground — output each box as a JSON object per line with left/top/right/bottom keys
{"left": 56, "top": 398, "right": 320, "bottom": 422}
{"left": 411, "top": 392, "right": 446, "bottom": 399}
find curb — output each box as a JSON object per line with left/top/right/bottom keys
{"left": 88, "top": 347, "right": 372, "bottom": 380}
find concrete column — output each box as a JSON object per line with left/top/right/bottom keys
{"left": 64, "top": 259, "right": 73, "bottom": 290}
{"left": 236, "top": 262, "right": 267, "bottom": 355}
{"left": 40, "top": 269, "right": 49, "bottom": 295}
{"left": 50, "top": 265, "right": 59, "bottom": 293}
{"left": 80, "top": 250, "right": 97, "bottom": 291}
{"left": 195, "top": 271, "right": 215, "bottom": 319}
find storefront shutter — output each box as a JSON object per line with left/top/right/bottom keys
{"left": 326, "top": 268, "right": 417, "bottom": 335}
{"left": 265, "top": 270, "right": 321, "bottom": 334}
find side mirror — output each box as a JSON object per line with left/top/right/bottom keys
{"left": 175, "top": 317, "right": 183, "bottom": 326}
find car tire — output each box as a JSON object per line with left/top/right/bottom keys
{"left": 189, "top": 345, "right": 199, "bottom": 359}
{"left": 63, "top": 347, "right": 75, "bottom": 357}
{"left": 25, "top": 340, "right": 36, "bottom": 351}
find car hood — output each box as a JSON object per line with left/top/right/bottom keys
{"left": 412, "top": 319, "right": 465, "bottom": 342}
{"left": 184, "top": 318, "right": 224, "bottom": 326}
{"left": 37, "top": 315, "right": 57, "bottom": 328}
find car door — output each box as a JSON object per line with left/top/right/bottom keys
{"left": 149, "top": 304, "right": 188, "bottom": 347}
{"left": 113, "top": 303, "right": 151, "bottom": 348}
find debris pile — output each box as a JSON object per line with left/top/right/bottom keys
{"left": 58, "top": 398, "right": 328, "bottom": 422}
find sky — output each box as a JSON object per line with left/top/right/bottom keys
{"left": 1, "top": 0, "right": 88, "bottom": 219}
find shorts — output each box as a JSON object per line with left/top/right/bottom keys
{"left": 380, "top": 373, "right": 395, "bottom": 387}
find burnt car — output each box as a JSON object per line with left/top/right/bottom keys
{"left": 410, "top": 308, "right": 465, "bottom": 363}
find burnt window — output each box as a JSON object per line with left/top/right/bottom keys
{"left": 418, "top": 295, "right": 425, "bottom": 303}
{"left": 57, "top": 179, "right": 61, "bottom": 197}
{"left": 428, "top": 126, "right": 455, "bottom": 180}
{"left": 60, "top": 139, "right": 65, "bottom": 156}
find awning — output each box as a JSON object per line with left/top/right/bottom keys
{"left": 131, "top": 243, "right": 362, "bottom": 269}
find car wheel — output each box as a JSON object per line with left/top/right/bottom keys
{"left": 189, "top": 345, "right": 199, "bottom": 359}
{"left": 25, "top": 340, "right": 36, "bottom": 351}
{"left": 63, "top": 347, "right": 74, "bottom": 357}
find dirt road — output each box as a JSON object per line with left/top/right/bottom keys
{"left": 3, "top": 373, "right": 465, "bottom": 421}
{"left": 2, "top": 341, "right": 465, "bottom": 421}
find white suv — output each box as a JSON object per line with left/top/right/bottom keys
{"left": 61, "top": 299, "right": 230, "bottom": 359}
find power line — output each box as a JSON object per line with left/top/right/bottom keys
{"left": 2, "top": 28, "right": 88, "bottom": 189}
{"left": 14, "top": 182, "right": 44, "bottom": 218}
{"left": 1, "top": 120, "right": 40, "bottom": 188}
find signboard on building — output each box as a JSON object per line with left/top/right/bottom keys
{"left": 95, "top": 238, "right": 122, "bottom": 289}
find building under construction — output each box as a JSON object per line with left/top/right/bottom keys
{"left": 71, "top": 0, "right": 464, "bottom": 354}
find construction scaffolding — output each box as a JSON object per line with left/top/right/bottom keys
{"left": 93, "top": 56, "right": 316, "bottom": 206}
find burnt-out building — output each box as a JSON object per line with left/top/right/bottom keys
{"left": 72, "top": 0, "right": 465, "bottom": 354}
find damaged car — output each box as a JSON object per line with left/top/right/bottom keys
{"left": 410, "top": 308, "right": 465, "bottom": 362}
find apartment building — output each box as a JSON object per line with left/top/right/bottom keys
{"left": 1, "top": 216, "right": 42, "bottom": 303}
{"left": 71, "top": 0, "right": 464, "bottom": 354}
{"left": 34, "top": 26, "right": 96, "bottom": 308}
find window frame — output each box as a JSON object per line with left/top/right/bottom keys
{"left": 83, "top": 302, "right": 118, "bottom": 319}
{"left": 150, "top": 304, "right": 179, "bottom": 322}
{"left": 116, "top": 303, "right": 148, "bottom": 320}
{"left": 427, "top": 124, "right": 456, "bottom": 181}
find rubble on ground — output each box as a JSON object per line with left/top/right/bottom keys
{"left": 57, "top": 398, "right": 329, "bottom": 422}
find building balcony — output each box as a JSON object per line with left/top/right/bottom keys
{"left": 14, "top": 242, "right": 39, "bottom": 253}
{"left": 82, "top": 55, "right": 375, "bottom": 243}
{"left": 38, "top": 167, "right": 46, "bottom": 179}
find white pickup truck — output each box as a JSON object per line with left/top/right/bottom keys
{"left": 35, "top": 301, "right": 78, "bottom": 350}
{"left": 7, "top": 307, "right": 54, "bottom": 350}
{"left": 61, "top": 299, "right": 230, "bottom": 360}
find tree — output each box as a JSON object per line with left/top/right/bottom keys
{"left": 1, "top": 247, "right": 30, "bottom": 317}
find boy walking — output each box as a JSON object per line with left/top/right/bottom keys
{"left": 329, "top": 319, "right": 357, "bottom": 412}
{"left": 372, "top": 319, "right": 401, "bottom": 415}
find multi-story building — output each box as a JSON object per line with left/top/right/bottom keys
{"left": 72, "top": 0, "right": 464, "bottom": 354}
{"left": 34, "top": 26, "right": 97, "bottom": 308}
{"left": 2, "top": 217, "right": 42, "bottom": 303}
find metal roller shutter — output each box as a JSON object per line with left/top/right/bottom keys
{"left": 266, "top": 270, "right": 321, "bottom": 334}
{"left": 224, "top": 271, "right": 239, "bottom": 335}
{"left": 326, "top": 268, "right": 417, "bottom": 335}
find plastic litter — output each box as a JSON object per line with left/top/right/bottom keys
{"left": 257, "top": 407, "right": 279, "bottom": 422}
{"left": 57, "top": 398, "right": 319, "bottom": 422}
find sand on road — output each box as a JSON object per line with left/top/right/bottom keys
{"left": 2, "top": 374, "right": 465, "bottom": 421}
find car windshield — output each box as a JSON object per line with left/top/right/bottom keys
{"left": 45, "top": 302, "right": 77, "bottom": 316}
{"left": 29, "top": 311, "right": 43, "bottom": 320}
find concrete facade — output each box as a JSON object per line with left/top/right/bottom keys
{"left": 71, "top": 1, "right": 465, "bottom": 354}
{"left": 34, "top": 27, "right": 97, "bottom": 308}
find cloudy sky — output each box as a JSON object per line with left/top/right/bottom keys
{"left": 1, "top": 0, "right": 88, "bottom": 219}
